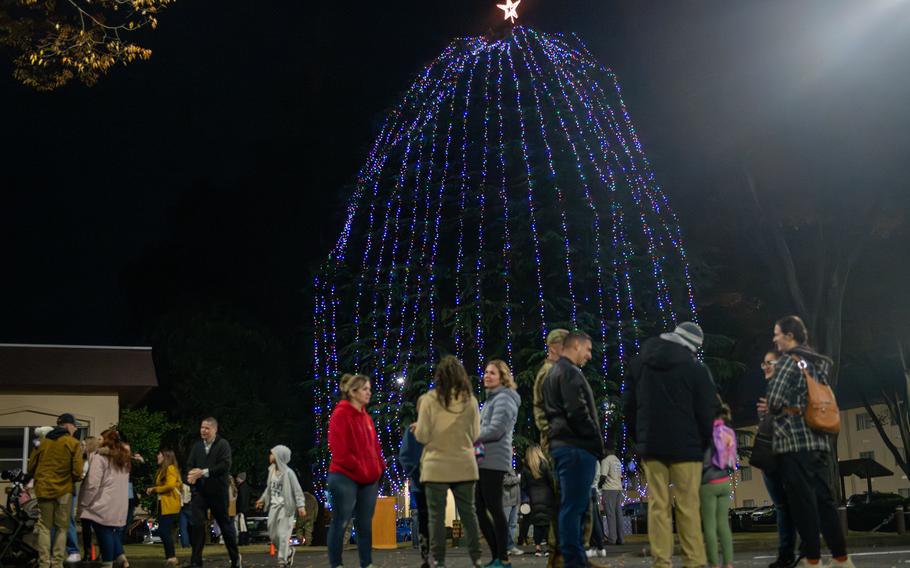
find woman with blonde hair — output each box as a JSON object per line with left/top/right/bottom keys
{"left": 326, "top": 373, "right": 385, "bottom": 568}
{"left": 413, "top": 355, "right": 484, "bottom": 568}
{"left": 78, "top": 429, "right": 131, "bottom": 568}
{"left": 146, "top": 449, "right": 182, "bottom": 565}
{"left": 520, "top": 445, "right": 556, "bottom": 557}
{"left": 474, "top": 359, "right": 520, "bottom": 567}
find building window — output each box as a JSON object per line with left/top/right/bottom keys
{"left": 740, "top": 466, "right": 753, "bottom": 482}
{"left": 743, "top": 499, "right": 755, "bottom": 507}
{"left": 899, "top": 489, "right": 910, "bottom": 499}
{"left": 859, "top": 451, "right": 875, "bottom": 461}
{"left": 856, "top": 413, "right": 874, "bottom": 431}
{"left": 0, "top": 427, "right": 29, "bottom": 471}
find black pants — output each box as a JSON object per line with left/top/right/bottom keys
{"left": 81, "top": 519, "right": 94, "bottom": 559}
{"left": 589, "top": 490, "right": 604, "bottom": 549}
{"left": 778, "top": 451, "right": 847, "bottom": 560}
{"left": 475, "top": 469, "right": 509, "bottom": 561}
{"left": 190, "top": 489, "right": 239, "bottom": 565}
{"left": 518, "top": 512, "right": 531, "bottom": 545}
{"left": 158, "top": 513, "right": 178, "bottom": 559}
{"left": 414, "top": 490, "right": 430, "bottom": 566}
{"left": 533, "top": 523, "right": 548, "bottom": 546}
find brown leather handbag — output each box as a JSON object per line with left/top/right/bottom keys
{"left": 792, "top": 355, "right": 841, "bottom": 434}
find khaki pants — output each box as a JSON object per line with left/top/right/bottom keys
{"left": 36, "top": 493, "right": 72, "bottom": 568}
{"left": 642, "top": 460, "right": 706, "bottom": 568}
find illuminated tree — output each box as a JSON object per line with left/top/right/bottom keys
{"left": 311, "top": 26, "right": 698, "bottom": 493}
{"left": 0, "top": 0, "right": 173, "bottom": 90}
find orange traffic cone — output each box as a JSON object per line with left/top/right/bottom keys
{"left": 269, "top": 543, "right": 276, "bottom": 556}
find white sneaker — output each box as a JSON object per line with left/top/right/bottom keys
{"left": 598, "top": 549, "right": 607, "bottom": 557}
{"left": 586, "top": 548, "right": 596, "bottom": 557}
{"left": 828, "top": 558, "right": 855, "bottom": 568}
{"left": 508, "top": 546, "right": 524, "bottom": 556}
{"left": 65, "top": 553, "right": 81, "bottom": 563}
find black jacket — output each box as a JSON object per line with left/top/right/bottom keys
{"left": 623, "top": 337, "right": 718, "bottom": 462}
{"left": 541, "top": 357, "right": 605, "bottom": 459}
{"left": 520, "top": 464, "right": 555, "bottom": 526}
{"left": 236, "top": 481, "right": 251, "bottom": 516}
{"left": 185, "top": 436, "right": 232, "bottom": 495}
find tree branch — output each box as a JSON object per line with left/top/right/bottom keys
{"left": 864, "top": 394, "right": 910, "bottom": 479}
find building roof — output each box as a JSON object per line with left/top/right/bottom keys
{"left": 0, "top": 344, "right": 158, "bottom": 404}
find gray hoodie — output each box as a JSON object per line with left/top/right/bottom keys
{"left": 260, "top": 445, "right": 306, "bottom": 517}
{"left": 477, "top": 386, "right": 521, "bottom": 472}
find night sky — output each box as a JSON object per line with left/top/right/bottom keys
{"left": 2, "top": 0, "right": 908, "bottom": 350}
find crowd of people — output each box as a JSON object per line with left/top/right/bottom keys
{"left": 24, "top": 314, "right": 857, "bottom": 568}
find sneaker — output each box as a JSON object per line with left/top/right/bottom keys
{"left": 508, "top": 547, "right": 524, "bottom": 556}
{"left": 586, "top": 549, "right": 597, "bottom": 557}
{"left": 598, "top": 549, "right": 607, "bottom": 557}
{"left": 66, "top": 553, "right": 81, "bottom": 563}
{"left": 828, "top": 558, "right": 855, "bottom": 568}
{"left": 794, "top": 560, "right": 822, "bottom": 568}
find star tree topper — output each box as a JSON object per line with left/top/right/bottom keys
{"left": 497, "top": 0, "right": 520, "bottom": 24}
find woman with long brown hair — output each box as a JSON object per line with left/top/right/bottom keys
{"left": 146, "top": 449, "right": 182, "bottom": 565}
{"left": 78, "top": 428, "right": 131, "bottom": 568}
{"left": 413, "top": 355, "right": 484, "bottom": 568}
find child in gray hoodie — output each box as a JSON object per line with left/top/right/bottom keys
{"left": 256, "top": 445, "right": 307, "bottom": 566}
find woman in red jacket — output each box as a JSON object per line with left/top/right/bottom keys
{"left": 327, "top": 373, "right": 385, "bottom": 568}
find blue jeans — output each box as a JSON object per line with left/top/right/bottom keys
{"left": 327, "top": 472, "right": 379, "bottom": 568}
{"left": 763, "top": 470, "right": 797, "bottom": 559}
{"left": 91, "top": 522, "right": 124, "bottom": 562}
{"left": 179, "top": 506, "right": 192, "bottom": 547}
{"left": 504, "top": 505, "right": 518, "bottom": 549}
{"left": 551, "top": 446, "right": 597, "bottom": 568}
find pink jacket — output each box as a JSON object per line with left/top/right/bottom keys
{"left": 78, "top": 449, "right": 130, "bottom": 527}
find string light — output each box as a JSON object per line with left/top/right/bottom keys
{"left": 312, "top": 28, "right": 696, "bottom": 495}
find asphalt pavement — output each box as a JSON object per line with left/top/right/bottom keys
{"left": 94, "top": 541, "right": 910, "bottom": 568}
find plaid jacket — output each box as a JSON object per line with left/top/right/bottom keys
{"left": 767, "top": 347, "right": 834, "bottom": 454}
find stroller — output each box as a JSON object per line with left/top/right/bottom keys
{"left": 0, "top": 468, "right": 39, "bottom": 567}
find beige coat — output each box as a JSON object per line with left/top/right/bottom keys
{"left": 414, "top": 390, "right": 481, "bottom": 483}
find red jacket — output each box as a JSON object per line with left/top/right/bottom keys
{"left": 328, "top": 400, "right": 385, "bottom": 484}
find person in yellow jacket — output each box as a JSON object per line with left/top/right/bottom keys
{"left": 147, "top": 449, "right": 182, "bottom": 565}
{"left": 28, "top": 412, "right": 83, "bottom": 568}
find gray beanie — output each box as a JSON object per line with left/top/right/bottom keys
{"left": 659, "top": 321, "right": 704, "bottom": 353}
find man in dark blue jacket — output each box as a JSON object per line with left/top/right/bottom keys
{"left": 541, "top": 330, "right": 606, "bottom": 568}
{"left": 623, "top": 322, "right": 717, "bottom": 568}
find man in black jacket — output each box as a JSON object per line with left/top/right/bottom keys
{"left": 185, "top": 417, "right": 241, "bottom": 568}
{"left": 541, "top": 330, "right": 606, "bottom": 568}
{"left": 623, "top": 322, "right": 717, "bottom": 568}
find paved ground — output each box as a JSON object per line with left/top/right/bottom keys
{"left": 79, "top": 539, "right": 910, "bottom": 567}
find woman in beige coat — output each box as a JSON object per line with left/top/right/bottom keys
{"left": 413, "top": 355, "right": 483, "bottom": 568}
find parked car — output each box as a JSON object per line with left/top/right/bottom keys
{"left": 846, "top": 492, "right": 909, "bottom": 532}
{"left": 244, "top": 516, "right": 271, "bottom": 544}
{"left": 729, "top": 507, "right": 756, "bottom": 532}
{"left": 750, "top": 505, "right": 777, "bottom": 528}
{"left": 125, "top": 518, "right": 161, "bottom": 544}
{"left": 623, "top": 501, "right": 648, "bottom": 534}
